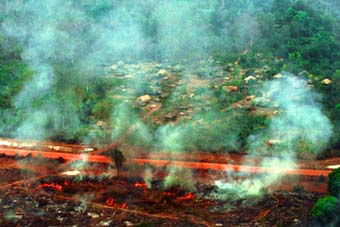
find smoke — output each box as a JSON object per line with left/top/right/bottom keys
{"left": 0, "top": 0, "right": 264, "bottom": 142}
{"left": 0, "top": 1, "right": 335, "bottom": 200}
{"left": 111, "top": 102, "right": 153, "bottom": 147}
{"left": 163, "top": 167, "right": 195, "bottom": 191}
{"left": 213, "top": 73, "right": 333, "bottom": 199}
{"left": 150, "top": 65, "right": 245, "bottom": 188}
{"left": 153, "top": 1, "right": 217, "bottom": 61}
{"left": 1, "top": 0, "right": 87, "bottom": 140}
{"left": 249, "top": 73, "right": 332, "bottom": 155}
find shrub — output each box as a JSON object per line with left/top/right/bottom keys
{"left": 138, "top": 222, "right": 154, "bottom": 227}
{"left": 328, "top": 168, "right": 340, "bottom": 197}
{"left": 92, "top": 97, "right": 113, "bottom": 121}
{"left": 293, "top": 185, "right": 305, "bottom": 193}
{"left": 311, "top": 196, "right": 339, "bottom": 223}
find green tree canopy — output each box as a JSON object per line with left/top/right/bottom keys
{"left": 312, "top": 196, "right": 339, "bottom": 223}
{"left": 328, "top": 168, "right": 340, "bottom": 197}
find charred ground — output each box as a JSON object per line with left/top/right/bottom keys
{"left": 0, "top": 151, "right": 332, "bottom": 227}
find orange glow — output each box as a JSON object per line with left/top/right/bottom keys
{"left": 106, "top": 198, "right": 115, "bottom": 206}
{"left": 0, "top": 147, "right": 333, "bottom": 177}
{"left": 106, "top": 197, "right": 128, "bottom": 209}
{"left": 39, "top": 182, "right": 62, "bottom": 191}
{"left": 327, "top": 164, "right": 340, "bottom": 169}
{"left": 163, "top": 191, "right": 175, "bottom": 196}
{"left": 134, "top": 182, "right": 148, "bottom": 189}
{"left": 177, "top": 192, "right": 195, "bottom": 201}
{"left": 61, "top": 170, "right": 81, "bottom": 176}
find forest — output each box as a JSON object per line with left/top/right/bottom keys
{"left": 0, "top": 0, "right": 339, "bottom": 156}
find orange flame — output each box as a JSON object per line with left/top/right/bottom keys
{"left": 163, "top": 192, "right": 175, "bottom": 196}
{"left": 106, "top": 197, "right": 128, "bottom": 209}
{"left": 176, "top": 192, "right": 195, "bottom": 201}
{"left": 39, "top": 182, "right": 62, "bottom": 191}
{"left": 106, "top": 198, "right": 115, "bottom": 206}
{"left": 134, "top": 182, "right": 148, "bottom": 189}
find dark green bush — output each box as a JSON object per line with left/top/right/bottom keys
{"left": 293, "top": 185, "right": 305, "bottom": 193}
{"left": 311, "top": 196, "right": 339, "bottom": 223}
{"left": 138, "top": 222, "right": 154, "bottom": 227}
{"left": 328, "top": 168, "right": 340, "bottom": 197}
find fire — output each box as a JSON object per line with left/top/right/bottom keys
{"left": 106, "top": 198, "right": 115, "bottom": 206}
{"left": 39, "top": 182, "right": 62, "bottom": 191}
{"left": 106, "top": 197, "right": 128, "bottom": 209}
{"left": 134, "top": 182, "right": 148, "bottom": 189}
{"left": 163, "top": 191, "right": 195, "bottom": 201}
{"left": 61, "top": 170, "right": 81, "bottom": 176}
{"left": 176, "top": 192, "right": 195, "bottom": 201}
{"left": 204, "top": 200, "right": 211, "bottom": 208}
{"left": 327, "top": 164, "right": 340, "bottom": 169}
{"left": 163, "top": 191, "right": 175, "bottom": 196}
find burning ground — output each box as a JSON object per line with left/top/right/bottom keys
{"left": 0, "top": 175, "right": 322, "bottom": 227}
{"left": 0, "top": 142, "right": 336, "bottom": 227}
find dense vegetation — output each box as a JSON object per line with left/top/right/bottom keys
{"left": 0, "top": 0, "right": 339, "bottom": 154}
{"left": 312, "top": 195, "right": 339, "bottom": 224}
{"left": 328, "top": 168, "right": 340, "bottom": 197}
{"left": 312, "top": 168, "right": 340, "bottom": 225}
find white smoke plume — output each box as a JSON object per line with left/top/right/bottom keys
{"left": 214, "top": 73, "right": 333, "bottom": 198}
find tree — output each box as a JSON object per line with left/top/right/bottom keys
{"left": 312, "top": 196, "right": 339, "bottom": 223}
{"left": 108, "top": 148, "right": 125, "bottom": 177}
{"left": 265, "top": 0, "right": 340, "bottom": 75}
{"left": 328, "top": 167, "right": 340, "bottom": 197}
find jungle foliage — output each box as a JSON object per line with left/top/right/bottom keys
{"left": 0, "top": 0, "right": 339, "bottom": 152}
